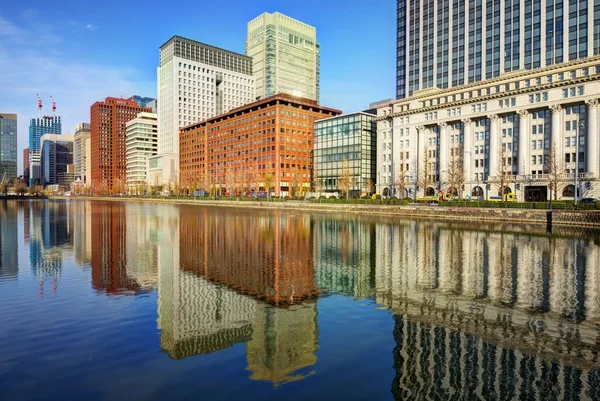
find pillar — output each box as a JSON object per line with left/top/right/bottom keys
{"left": 518, "top": 110, "right": 530, "bottom": 175}
{"left": 462, "top": 118, "right": 472, "bottom": 194}
{"left": 488, "top": 114, "right": 500, "bottom": 179}
{"left": 438, "top": 122, "right": 448, "bottom": 189}
{"left": 416, "top": 125, "right": 426, "bottom": 197}
{"left": 585, "top": 99, "right": 599, "bottom": 177}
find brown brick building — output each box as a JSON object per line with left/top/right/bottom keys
{"left": 90, "top": 97, "right": 151, "bottom": 191}
{"left": 180, "top": 94, "right": 341, "bottom": 197}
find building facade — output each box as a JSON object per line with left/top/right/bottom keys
{"left": 180, "top": 94, "right": 340, "bottom": 197}
{"left": 246, "top": 12, "right": 320, "bottom": 101}
{"left": 153, "top": 36, "right": 255, "bottom": 186}
{"left": 74, "top": 123, "right": 91, "bottom": 186}
{"left": 0, "top": 114, "right": 17, "bottom": 182}
{"left": 126, "top": 112, "right": 158, "bottom": 190}
{"left": 23, "top": 148, "right": 29, "bottom": 185}
{"left": 40, "top": 134, "right": 73, "bottom": 187}
{"left": 28, "top": 115, "right": 61, "bottom": 186}
{"left": 379, "top": 55, "right": 600, "bottom": 201}
{"left": 397, "top": 0, "right": 600, "bottom": 99}
{"left": 314, "top": 111, "right": 377, "bottom": 197}
{"left": 90, "top": 97, "right": 151, "bottom": 191}
{"left": 128, "top": 95, "right": 156, "bottom": 108}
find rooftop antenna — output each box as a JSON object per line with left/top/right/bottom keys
{"left": 50, "top": 96, "right": 56, "bottom": 116}
{"left": 36, "top": 94, "right": 43, "bottom": 118}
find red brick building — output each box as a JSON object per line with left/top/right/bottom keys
{"left": 90, "top": 97, "right": 151, "bottom": 191}
{"left": 179, "top": 94, "right": 341, "bottom": 197}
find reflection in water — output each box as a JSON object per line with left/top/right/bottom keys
{"left": 3, "top": 200, "right": 600, "bottom": 397}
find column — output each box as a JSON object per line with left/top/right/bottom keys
{"left": 550, "top": 105, "right": 562, "bottom": 149}
{"left": 438, "top": 122, "right": 448, "bottom": 189}
{"left": 488, "top": 114, "right": 499, "bottom": 178}
{"left": 462, "top": 118, "right": 472, "bottom": 194}
{"left": 416, "top": 125, "right": 426, "bottom": 197}
{"left": 518, "top": 110, "right": 530, "bottom": 175}
{"left": 585, "top": 99, "right": 599, "bottom": 177}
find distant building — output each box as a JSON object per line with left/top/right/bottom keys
{"left": 246, "top": 12, "right": 320, "bottom": 101}
{"left": 40, "top": 134, "right": 73, "bottom": 187}
{"left": 128, "top": 95, "right": 156, "bottom": 108}
{"left": 23, "top": 148, "right": 29, "bottom": 185}
{"left": 29, "top": 115, "right": 61, "bottom": 186}
{"left": 73, "top": 123, "right": 91, "bottom": 185}
{"left": 126, "top": 112, "right": 158, "bottom": 190}
{"left": 179, "top": 94, "right": 341, "bottom": 197}
{"left": 152, "top": 35, "right": 255, "bottom": 186}
{"left": 90, "top": 97, "right": 151, "bottom": 191}
{"left": 314, "top": 111, "right": 377, "bottom": 197}
{"left": 0, "top": 114, "right": 17, "bottom": 182}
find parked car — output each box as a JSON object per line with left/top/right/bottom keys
{"left": 580, "top": 198, "right": 597, "bottom": 204}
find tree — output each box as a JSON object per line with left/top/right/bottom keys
{"left": 417, "top": 146, "right": 432, "bottom": 197}
{"left": 367, "top": 178, "right": 376, "bottom": 197}
{"left": 395, "top": 152, "right": 410, "bottom": 199}
{"left": 263, "top": 172, "right": 274, "bottom": 200}
{"left": 545, "top": 141, "right": 564, "bottom": 201}
{"left": 337, "top": 159, "right": 354, "bottom": 199}
{"left": 290, "top": 167, "right": 301, "bottom": 198}
{"left": 493, "top": 141, "right": 511, "bottom": 205}
{"left": 312, "top": 166, "right": 323, "bottom": 197}
{"left": 446, "top": 146, "right": 466, "bottom": 199}
{"left": 14, "top": 181, "right": 28, "bottom": 196}
{"left": 135, "top": 180, "right": 147, "bottom": 196}
{"left": 30, "top": 185, "right": 44, "bottom": 197}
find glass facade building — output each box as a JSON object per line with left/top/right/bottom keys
{"left": 40, "top": 134, "right": 73, "bottom": 187}
{"left": 0, "top": 114, "right": 17, "bottom": 182}
{"left": 314, "top": 112, "right": 377, "bottom": 197}
{"left": 397, "top": 0, "right": 600, "bottom": 98}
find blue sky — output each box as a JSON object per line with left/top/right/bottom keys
{"left": 0, "top": 0, "right": 396, "bottom": 174}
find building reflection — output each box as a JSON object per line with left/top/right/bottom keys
{"left": 374, "top": 221, "right": 600, "bottom": 399}
{"left": 156, "top": 207, "right": 319, "bottom": 386}
{"left": 0, "top": 200, "right": 18, "bottom": 279}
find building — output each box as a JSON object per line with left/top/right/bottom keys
{"left": 377, "top": 55, "right": 600, "bottom": 202}
{"left": 28, "top": 115, "right": 61, "bottom": 186}
{"left": 125, "top": 112, "right": 158, "bottom": 190}
{"left": 23, "top": 148, "right": 29, "bottom": 185}
{"left": 40, "top": 134, "right": 73, "bottom": 187}
{"left": 246, "top": 12, "right": 320, "bottom": 101}
{"left": 396, "top": 0, "right": 600, "bottom": 99}
{"left": 152, "top": 35, "right": 255, "bottom": 186}
{"left": 180, "top": 94, "right": 341, "bottom": 197}
{"left": 73, "top": 123, "right": 91, "bottom": 186}
{"left": 128, "top": 95, "right": 156, "bottom": 108}
{"left": 0, "top": 114, "right": 17, "bottom": 182}
{"left": 90, "top": 97, "right": 151, "bottom": 191}
{"left": 314, "top": 111, "right": 377, "bottom": 197}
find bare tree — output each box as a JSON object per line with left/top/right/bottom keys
{"left": 337, "top": 159, "right": 355, "bottom": 199}
{"left": 545, "top": 142, "right": 564, "bottom": 201}
{"left": 446, "top": 146, "right": 466, "bottom": 199}
{"left": 367, "top": 178, "right": 376, "bottom": 197}
{"left": 263, "top": 172, "right": 274, "bottom": 200}
{"left": 290, "top": 167, "right": 301, "bottom": 198}
{"left": 493, "top": 142, "right": 511, "bottom": 204}
{"left": 417, "top": 146, "right": 433, "bottom": 197}
{"left": 14, "top": 181, "right": 28, "bottom": 196}
{"left": 395, "top": 152, "right": 410, "bottom": 199}
{"left": 312, "top": 166, "right": 323, "bottom": 197}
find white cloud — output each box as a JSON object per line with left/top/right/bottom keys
{"left": 0, "top": 14, "right": 155, "bottom": 175}
{"left": 85, "top": 23, "right": 97, "bottom": 31}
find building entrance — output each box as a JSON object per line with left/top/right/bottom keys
{"left": 525, "top": 186, "right": 548, "bottom": 202}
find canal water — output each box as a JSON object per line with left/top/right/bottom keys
{"left": 1, "top": 199, "right": 600, "bottom": 400}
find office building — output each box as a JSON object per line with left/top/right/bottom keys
{"left": 152, "top": 35, "right": 255, "bottom": 186}
{"left": 40, "top": 134, "right": 73, "bottom": 187}
{"left": 73, "top": 123, "right": 91, "bottom": 185}
{"left": 128, "top": 95, "right": 156, "bottom": 108}
{"left": 28, "top": 115, "right": 62, "bottom": 186}
{"left": 126, "top": 112, "right": 158, "bottom": 190}
{"left": 314, "top": 111, "right": 377, "bottom": 197}
{"left": 0, "top": 114, "right": 17, "bottom": 182}
{"left": 246, "top": 12, "right": 320, "bottom": 101}
{"left": 377, "top": 55, "right": 600, "bottom": 201}
{"left": 180, "top": 94, "right": 340, "bottom": 197}
{"left": 397, "top": 0, "right": 600, "bottom": 99}
{"left": 90, "top": 97, "right": 151, "bottom": 191}
{"left": 23, "top": 148, "right": 29, "bottom": 184}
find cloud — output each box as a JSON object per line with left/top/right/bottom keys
{"left": 0, "top": 15, "right": 23, "bottom": 36}
{"left": 85, "top": 23, "right": 97, "bottom": 31}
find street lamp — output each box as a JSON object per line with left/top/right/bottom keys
{"left": 574, "top": 120, "right": 585, "bottom": 207}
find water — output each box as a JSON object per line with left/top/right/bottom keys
{"left": 1, "top": 199, "right": 600, "bottom": 400}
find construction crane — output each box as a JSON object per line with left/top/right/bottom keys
{"left": 50, "top": 96, "right": 56, "bottom": 116}
{"left": 36, "top": 94, "right": 43, "bottom": 118}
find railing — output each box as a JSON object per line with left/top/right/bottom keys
{"left": 487, "top": 172, "right": 595, "bottom": 182}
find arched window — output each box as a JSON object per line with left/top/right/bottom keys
{"left": 425, "top": 187, "right": 435, "bottom": 196}
{"left": 447, "top": 187, "right": 459, "bottom": 197}
{"left": 503, "top": 186, "right": 511, "bottom": 195}
{"left": 382, "top": 187, "right": 389, "bottom": 197}
{"left": 562, "top": 185, "right": 579, "bottom": 198}
{"left": 472, "top": 186, "right": 484, "bottom": 197}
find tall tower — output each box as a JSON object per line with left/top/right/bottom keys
{"left": 246, "top": 12, "right": 320, "bottom": 101}
{"left": 397, "top": 0, "right": 600, "bottom": 98}
{"left": 28, "top": 113, "right": 61, "bottom": 186}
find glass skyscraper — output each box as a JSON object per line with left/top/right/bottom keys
{"left": 0, "top": 114, "right": 17, "bottom": 182}
{"left": 40, "top": 134, "right": 73, "bottom": 187}
{"left": 397, "top": 0, "right": 600, "bottom": 98}
{"left": 28, "top": 116, "right": 62, "bottom": 186}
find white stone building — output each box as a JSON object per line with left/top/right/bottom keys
{"left": 73, "top": 123, "right": 90, "bottom": 186}
{"left": 246, "top": 12, "right": 320, "bottom": 101}
{"left": 152, "top": 35, "right": 255, "bottom": 186}
{"left": 125, "top": 112, "right": 157, "bottom": 191}
{"left": 377, "top": 55, "right": 600, "bottom": 202}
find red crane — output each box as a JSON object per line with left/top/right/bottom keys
{"left": 50, "top": 96, "right": 56, "bottom": 115}
{"left": 36, "top": 94, "right": 43, "bottom": 118}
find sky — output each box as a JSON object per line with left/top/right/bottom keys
{"left": 0, "top": 0, "right": 396, "bottom": 175}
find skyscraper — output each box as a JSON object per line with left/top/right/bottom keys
{"left": 28, "top": 115, "right": 61, "bottom": 186}
{"left": 90, "top": 97, "right": 151, "bottom": 191}
{"left": 126, "top": 112, "right": 157, "bottom": 190}
{"left": 73, "top": 123, "right": 91, "bottom": 185}
{"left": 40, "top": 134, "right": 73, "bottom": 187}
{"left": 397, "top": 0, "right": 600, "bottom": 98}
{"left": 23, "top": 148, "right": 29, "bottom": 184}
{"left": 128, "top": 95, "right": 156, "bottom": 108}
{"left": 246, "top": 12, "right": 320, "bottom": 101}
{"left": 152, "top": 36, "right": 255, "bottom": 186}
{"left": 0, "top": 114, "right": 17, "bottom": 182}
